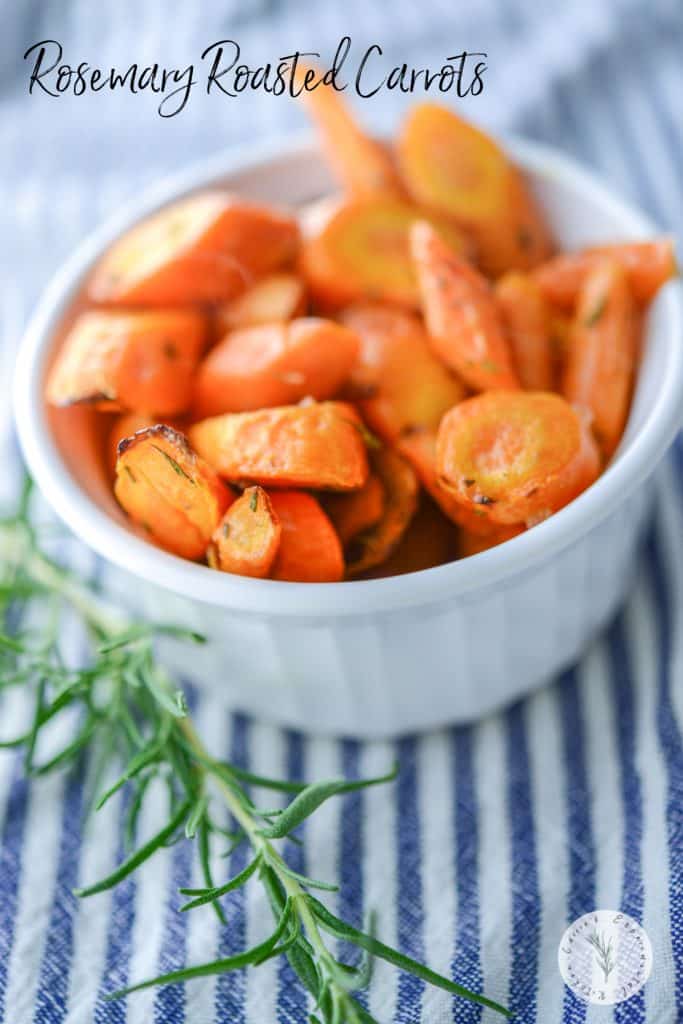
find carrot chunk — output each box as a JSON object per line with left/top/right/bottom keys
{"left": 458, "top": 523, "right": 525, "bottom": 558}
{"left": 340, "top": 303, "right": 465, "bottom": 442}
{"left": 562, "top": 259, "right": 638, "bottom": 458}
{"left": 208, "top": 486, "right": 281, "bottom": 578}
{"left": 323, "top": 473, "right": 385, "bottom": 546}
{"left": 89, "top": 192, "right": 300, "bottom": 306}
{"left": 398, "top": 103, "right": 554, "bottom": 275}
{"left": 46, "top": 311, "right": 206, "bottom": 414}
{"left": 269, "top": 491, "right": 344, "bottom": 582}
{"left": 107, "top": 412, "right": 165, "bottom": 476}
{"left": 533, "top": 239, "right": 677, "bottom": 309}
{"left": 296, "top": 64, "right": 404, "bottom": 198}
{"left": 345, "top": 447, "right": 419, "bottom": 576}
{"left": 214, "top": 273, "right": 307, "bottom": 334}
{"left": 300, "top": 197, "right": 472, "bottom": 311}
{"left": 436, "top": 391, "right": 600, "bottom": 527}
{"left": 495, "top": 272, "right": 554, "bottom": 391}
{"left": 189, "top": 401, "right": 369, "bottom": 491}
{"left": 114, "top": 425, "right": 233, "bottom": 559}
{"left": 193, "top": 318, "right": 359, "bottom": 417}
{"left": 359, "top": 496, "right": 459, "bottom": 578}
{"left": 411, "top": 221, "right": 519, "bottom": 391}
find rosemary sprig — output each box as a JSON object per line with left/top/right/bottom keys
{"left": 586, "top": 928, "right": 615, "bottom": 983}
{"left": 0, "top": 482, "right": 511, "bottom": 1021}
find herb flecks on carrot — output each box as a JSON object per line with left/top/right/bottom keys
{"left": 208, "top": 485, "right": 281, "bottom": 578}
{"left": 89, "top": 192, "right": 300, "bottom": 306}
{"left": 114, "top": 425, "right": 233, "bottom": 559}
{"left": 193, "top": 318, "right": 359, "bottom": 417}
{"left": 46, "top": 310, "right": 206, "bottom": 414}
{"left": 411, "top": 221, "right": 519, "bottom": 391}
{"left": 436, "top": 390, "right": 600, "bottom": 527}
{"left": 189, "top": 401, "right": 369, "bottom": 491}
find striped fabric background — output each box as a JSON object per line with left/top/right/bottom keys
{"left": 1, "top": 1, "right": 682, "bottom": 1021}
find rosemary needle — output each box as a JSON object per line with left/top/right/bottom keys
{"left": 0, "top": 480, "right": 511, "bottom": 1022}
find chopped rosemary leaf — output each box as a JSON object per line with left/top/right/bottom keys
{"left": 150, "top": 444, "right": 194, "bottom": 483}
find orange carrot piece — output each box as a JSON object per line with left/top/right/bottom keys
{"left": 208, "top": 486, "right": 281, "bottom": 578}
{"left": 360, "top": 495, "right": 459, "bottom": 578}
{"left": 300, "top": 197, "right": 472, "bottom": 311}
{"left": 340, "top": 303, "right": 466, "bottom": 442}
{"left": 345, "top": 447, "right": 419, "bottom": 576}
{"left": 562, "top": 259, "right": 638, "bottom": 458}
{"left": 192, "top": 318, "right": 359, "bottom": 417}
{"left": 533, "top": 239, "right": 677, "bottom": 309}
{"left": 411, "top": 221, "right": 519, "bottom": 391}
{"left": 397, "top": 428, "right": 499, "bottom": 536}
{"left": 89, "top": 192, "right": 300, "bottom": 306}
{"left": 323, "top": 473, "right": 385, "bottom": 547}
{"left": 107, "top": 412, "right": 164, "bottom": 476}
{"left": 114, "top": 425, "right": 233, "bottom": 559}
{"left": 189, "top": 401, "right": 369, "bottom": 491}
{"left": 269, "top": 491, "right": 344, "bottom": 582}
{"left": 214, "top": 273, "right": 307, "bottom": 334}
{"left": 458, "top": 523, "right": 524, "bottom": 558}
{"left": 495, "top": 272, "right": 554, "bottom": 391}
{"left": 46, "top": 311, "right": 206, "bottom": 415}
{"left": 436, "top": 391, "right": 600, "bottom": 527}
{"left": 296, "top": 64, "right": 404, "bottom": 198}
{"left": 397, "top": 103, "right": 554, "bottom": 275}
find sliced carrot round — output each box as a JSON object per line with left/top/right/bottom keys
{"left": 269, "top": 491, "right": 344, "bottom": 582}
{"left": 436, "top": 391, "right": 600, "bottom": 526}
{"left": 300, "top": 197, "right": 472, "bottom": 311}
{"left": 208, "top": 486, "right": 281, "bottom": 578}
{"left": 193, "top": 318, "right": 359, "bottom": 417}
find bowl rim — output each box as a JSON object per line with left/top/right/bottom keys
{"left": 13, "top": 133, "right": 683, "bottom": 618}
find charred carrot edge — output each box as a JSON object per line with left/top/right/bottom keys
{"left": 89, "top": 192, "right": 300, "bottom": 306}
{"left": 323, "top": 473, "right": 385, "bottom": 547}
{"left": 189, "top": 401, "right": 369, "bottom": 491}
{"left": 345, "top": 446, "right": 419, "bottom": 577}
{"left": 114, "top": 424, "right": 233, "bottom": 559}
{"left": 495, "top": 272, "right": 554, "bottom": 391}
{"left": 295, "top": 63, "right": 404, "bottom": 198}
{"left": 300, "top": 197, "right": 472, "bottom": 311}
{"left": 340, "top": 303, "right": 466, "bottom": 442}
{"left": 192, "top": 318, "right": 359, "bottom": 418}
{"left": 269, "top": 490, "right": 344, "bottom": 582}
{"left": 533, "top": 239, "right": 678, "bottom": 309}
{"left": 46, "top": 310, "right": 207, "bottom": 416}
{"left": 107, "top": 412, "right": 164, "bottom": 477}
{"left": 436, "top": 390, "right": 601, "bottom": 527}
{"left": 411, "top": 221, "right": 520, "bottom": 391}
{"left": 562, "top": 258, "right": 638, "bottom": 459}
{"left": 207, "top": 485, "right": 281, "bottom": 578}
{"left": 359, "top": 495, "right": 460, "bottom": 579}
{"left": 397, "top": 102, "right": 554, "bottom": 275}
{"left": 214, "top": 273, "right": 307, "bottom": 335}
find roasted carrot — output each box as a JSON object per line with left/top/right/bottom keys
{"left": 397, "top": 102, "right": 554, "bottom": 275}
{"left": 323, "top": 473, "right": 385, "bottom": 547}
{"left": 300, "top": 197, "right": 472, "bottom": 311}
{"left": 207, "top": 486, "right": 281, "bottom": 578}
{"left": 296, "top": 64, "right": 404, "bottom": 198}
{"left": 562, "top": 259, "right": 638, "bottom": 458}
{"left": 340, "top": 303, "right": 465, "bottom": 442}
{"left": 436, "top": 391, "right": 600, "bottom": 527}
{"left": 46, "top": 311, "right": 206, "bottom": 414}
{"left": 269, "top": 491, "right": 344, "bottom": 582}
{"left": 114, "top": 425, "right": 233, "bottom": 559}
{"left": 189, "top": 401, "right": 369, "bottom": 491}
{"left": 458, "top": 523, "right": 525, "bottom": 558}
{"left": 214, "top": 273, "right": 307, "bottom": 334}
{"left": 533, "top": 239, "right": 677, "bottom": 309}
{"left": 108, "top": 412, "right": 162, "bottom": 476}
{"left": 411, "top": 221, "right": 519, "bottom": 391}
{"left": 192, "top": 318, "right": 359, "bottom": 417}
{"left": 345, "top": 447, "right": 419, "bottom": 576}
{"left": 495, "top": 272, "right": 554, "bottom": 390}
{"left": 360, "top": 495, "right": 459, "bottom": 578}
{"left": 89, "top": 192, "right": 300, "bottom": 306}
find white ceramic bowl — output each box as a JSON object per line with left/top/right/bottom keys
{"left": 14, "top": 136, "right": 683, "bottom": 737}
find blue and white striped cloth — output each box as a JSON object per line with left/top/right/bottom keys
{"left": 1, "top": 2, "right": 682, "bottom": 1021}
